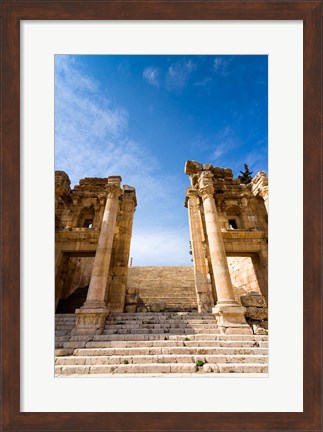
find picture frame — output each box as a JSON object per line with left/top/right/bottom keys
{"left": 1, "top": 1, "right": 321, "bottom": 431}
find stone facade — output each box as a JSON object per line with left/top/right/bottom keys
{"left": 55, "top": 171, "right": 136, "bottom": 333}
{"left": 56, "top": 162, "right": 268, "bottom": 335}
{"left": 55, "top": 163, "right": 269, "bottom": 375}
{"left": 184, "top": 160, "right": 268, "bottom": 333}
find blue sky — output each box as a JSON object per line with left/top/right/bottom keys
{"left": 55, "top": 55, "right": 268, "bottom": 266}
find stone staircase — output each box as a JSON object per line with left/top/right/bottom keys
{"left": 55, "top": 313, "right": 268, "bottom": 376}
{"left": 127, "top": 266, "right": 198, "bottom": 311}
{"left": 137, "top": 288, "right": 198, "bottom": 311}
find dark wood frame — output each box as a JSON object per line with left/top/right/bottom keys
{"left": 1, "top": 1, "right": 322, "bottom": 431}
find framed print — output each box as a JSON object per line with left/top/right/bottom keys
{"left": 1, "top": 1, "right": 322, "bottom": 431}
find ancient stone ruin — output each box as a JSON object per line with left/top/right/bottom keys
{"left": 184, "top": 160, "right": 268, "bottom": 333}
{"left": 55, "top": 172, "right": 137, "bottom": 333}
{"left": 55, "top": 162, "right": 268, "bottom": 375}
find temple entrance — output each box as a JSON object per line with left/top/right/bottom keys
{"left": 55, "top": 252, "right": 95, "bottom": 313}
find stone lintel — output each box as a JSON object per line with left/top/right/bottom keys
{"left": 222, "top": 230, "right": 267, "bottom": 240}
{"left": 123, "top": 186, "right": 137, "bottom": 206}
{"left": 184, "top": 160, "right": 203, "bottom": 175}
{"left": 123, "top": 184, "right": 135, "bottom": 192}
{"left": 108, "top": 176, "right": 122, "bottom": 184}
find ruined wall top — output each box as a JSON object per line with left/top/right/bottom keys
{"left": 184, "top": 160, "right": 267, "bottom": 193}
{"left": 184, "top": 161, "right": 268, "bottom": 229}
{"left": 55, "top": 171, "right": 137, "bottom": 231}
{"left": 55, "top": 171, "right": 136, "bottom": 204}
{"left": 185, "top": 160, "right": 233, "bottom": 179}
{"left": 73, "top": 176, "right": 122, "bottom": 193}
{"left": 55, "top": 170, "right": 71, "bottom": 198}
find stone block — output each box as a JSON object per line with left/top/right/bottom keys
{"left": 252, "top": 322, "right": 268, "bottom": 335}
{"left": 125, "top": 304, "right": 137, "bottom": 313}
{"left": 240, "top": 293, "right": 267, "bottom": 308}
{"left": 170, "top": 363, "right": 197, "bottom": 373}
{"left": 245, "top": 307, "right": 268, "bottom": 321}
{"left": 149, "top": 301, "right": 167, "bottom": 312}
{"left": 202, "top": 363, "right": 220, "bottom": 373}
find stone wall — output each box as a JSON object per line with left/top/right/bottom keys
{"left": 184, "top": 160, "right": 268, "bottom": 314}
{"left": 61, "top": 257, "right": 94, "bottom": 299}
{"left": 55, "top": 171, "right": 136, "bottom": 313}
{"left": 127, "top": 263, "right": 263, "bottom": 311}
{"left": 227, "top": 256, "right": 261, "bottom": 303}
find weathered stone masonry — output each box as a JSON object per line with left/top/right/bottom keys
{"left": 55, "top": 171, "right": 136, "bottom": 333}
{"left": 184, "top": 160, "right": 268, "bottom": 333}
{"left": 55, "top": 162, "right": 268, "bottom": 335}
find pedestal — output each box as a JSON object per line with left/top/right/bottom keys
{"left": 212, "top": 304, "right": 252, "bottom": 334}
{"left": 72, "top": 307, "right": 109, "bottom": 335}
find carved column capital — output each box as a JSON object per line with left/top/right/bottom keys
{"left": 197, "top": 171, "right": 215, "bottom": 201}
{"left": 199, "top": 184, "right": 215, "bottom": 201}
{"left": 186, "top": 187, "right": 199, "bottom": 198}
{"left": 106, "top": 184, "right": 122, "bottom": 200}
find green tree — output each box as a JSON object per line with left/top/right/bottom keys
{"left": 238, "top": 164, "right": 253, "bottom": 184}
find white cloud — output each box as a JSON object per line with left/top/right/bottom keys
{"left": 55, "top": 56, "right": 156, "bottom": 185}
{"left": 142, "top": 66, "right": 160, "bottom": 87}
{"left": 242, "top": 146, "right": 268, "bottom": 175}
{"left": 194, "top": 77, "right": 212, "bottom": 87}
{"left": 210, "top": 126, "right": 240, "bottom": 164}
{"left": 55, "top": 56, "right": 191, "bottom": 265}
{"left": 166, "top": 59, "right": 197, "bottom": 90}
{"left": 213, "top": 56, "right": 233, "bottom": 75}
{"left": 130, "top": 226, "right": 191, "bottom": 266}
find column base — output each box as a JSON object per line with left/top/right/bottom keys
{"left": 72, "top": 306, "right": 109, "bottom": 335}
{"left": 212, "top": 304, "right": 252, "bottom": 335}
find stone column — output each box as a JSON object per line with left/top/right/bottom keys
{"left": 259, "top": 188, "right": 269, "bottom": 213}
{"left": 251, "top": 172, "right": 268, "bottom": 213}
{"left": 109, "top": 187, "right": 137, "bottom": 312}
{"left": 74, "top": 177, "right": 121, "bottom": 334}
{"left": 186, "top": 187, "right": 214, "bottom": 312}
{"left": 198, "top": 172, "right": 251, "bottom": 334}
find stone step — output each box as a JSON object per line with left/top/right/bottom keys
{"left": 60, "top": 333, "right": 267, "bottom": 343}
{"left": 55, "top": 318, "right": 76, "bottom": 321}
{"left": 62, "top": 333, "right": 267, "bottom": 345}
{"left": 104, "top": 323, "right": 218, "bottom": 329}
{"left": 55, "top": 313, "right": 76, "bottom": 317}
{"left": 56, "top": 330, "right": 73, "bottom": 336}
{"left": 138, "top": 297, "right": 197, "bottom": 301}
{"left": 72, "top": 346, "right": 268, "bottom": 356}
{"left": 55, "top": 362, "right": 268, "bottom": 375}
{"left": 138, "top": 293, "right": 196, "bottom": 295}
{"left": 108, "top": 313, "right": 213, "bottom": 320}
{"left": 106, "top": 320, "right": 218, "bottom": 325}
{"left": 84, "top": 340, "right": 268, "bottom": 349}
{"left": 56, "top": 353, "right": 268, "bottom": 366}
{"left": 55, "top": 319, "right": 76, "bottom": 322}
{"left": 102, "top": 328, "right": 221, "bottom": 335}
{"left": 56, "top": 336, "right": 72, "bottom": 342}
{"left": 106, "top": 319, "right": 217, "bottom": 325}
{"left": 55, "top": 325, "right": 75, "bottom": 329}
{"left": 148, "top": 303, "right": 197, "bottom": 306}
